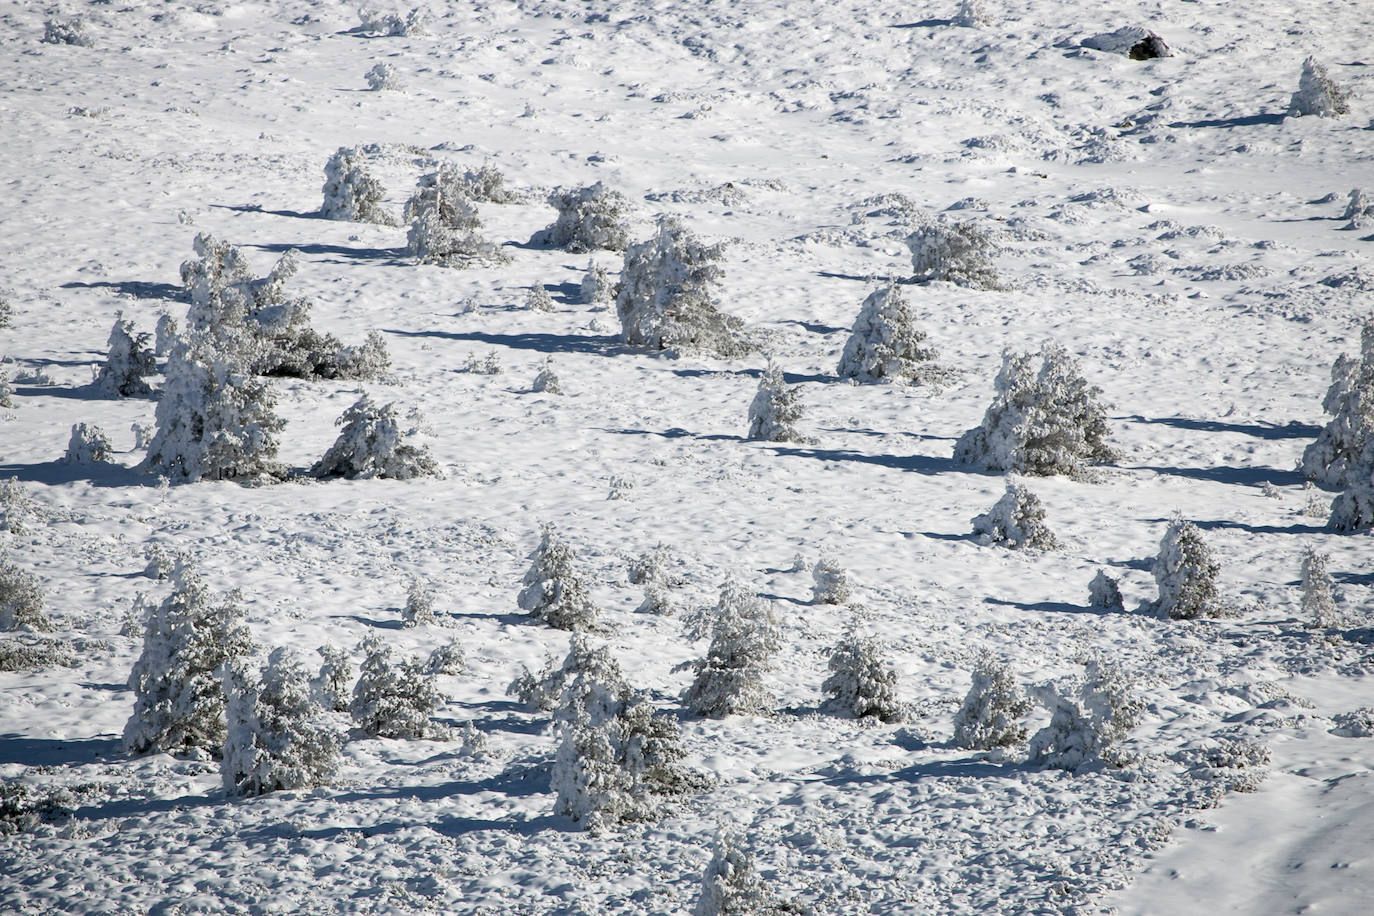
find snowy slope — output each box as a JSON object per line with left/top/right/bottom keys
{"left": 1, "top": 1, "right": 1371, "bottom": 913}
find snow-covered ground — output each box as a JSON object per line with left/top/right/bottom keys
{"left": 1, "top": 1, "right": 1371, "bottom": 912}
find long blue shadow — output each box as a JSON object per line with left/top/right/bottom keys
{"left": 60, "top": 280, "right": 186, "bottom": 302}
{"left": 0, "top": 461, "right": 151, "bottom": 488}
{"left": 1169, "top": 113, "right": 1285, "bottom": 129}
{"left": 1123, "top": 414, "right": 1321, "bottom": 441}
{"left": 384, "top": 328, "right": 626, "bottom": 356}
{"left": 0, "top": 734, "right": 122, "bottom": 766}
{"left": 1127, "top": 464, "right": 1302, "bottom": 487}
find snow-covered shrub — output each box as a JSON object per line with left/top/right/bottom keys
{"left": 404, "top": 165, "right": 512, "bottom": 222}
{"left": 350, "top": 634, "right": 441, "bottom": 739}
{"left": 953, "top": 342, "right": 1117, "bottom": 477}
{"left": 155, "top": 312, "right": 178, "bottom": 357}
{"left": 747, "top": 363, "right": 805, "bottom": 442}
{"left": 1027, "top": 659, "right": 1143, "bottom": 772}
{"left": 810, "top": 556, "right": 852, "bottom": 604}
{"left": 1027, "top": 688, "right": 1097, "bottom": 771}
{"left": 142, "top": 330, "right": 285, "bottom": 484}
{"left": 822, "top": 626, "right": 906, "bottom": 722}
{"left": 0, "top": 368, "right": 14, "bottom": 409}
{"left": 1080, "top": 656, "right": 1144, "bottom": 749}
{"left": 0, "top": 557, "right": 51, "bottom": 632}
{"left": 42, "top": 18, "right": 94, "bottom": 47}
{"left": 364, "top": 62, "right": 403, "bottom": 91}
{"left": 694, "top": 832, "right": 776, "bottom": 916}
{"left": 407, "top": 193, "right": 506, "bottom": 268}
{"left": 1300, "top": 315, "right": 1373, "bottom": 488}
{"left": 526, "top": 286, "right": 555, "bottom": 312}
{"left": 402, "top": 578, "right": 436, "bottom": 627}
{"left": 952, "top": 1, "right": 988, "bottom": 28}
{"left": 1081, "top": 26, "right": 1172, "bottom": 59}
{"left": 616, "top": 218, "right": 749, "bottom": 357}
{"left": 952, "top": 654, "right": 1032, "bottom": 750}
{"left": 357, "top": 7, "right": 426, "bottom": 37}
{"left": 682, "top": 580, "right": 781, "bottom": 717}
{"left": 531, "top": 358, "right": 562, "bottom": 394}
{"left": 582, "top": 259, "right": 614, "bottom": 304}
{"left": 907, "top": 220, "right": 1003, "bottom": 289}
{"left": 1300, "top": 545, "right": 1341, "bottom": 628}
{"left": 222, "top": 647, "right": 343, "bottom": 796}
{"left": 531, "top": 182, "right": 631, "bottom": 253}
{"left": 971, "top": 482, "right": 1059, "bottom": 549}
{"left": 550, "top": 637, "right": 694, "bottom": 830}
{"left": 517, "top": 526, "right": 599, "bottom": 631}
{"left": 313, "top": 643, "right": 353, "bottom": 712}
{"left": 837, "top": 284, "right": 946, "bottom": 385}
{"left": 1152, "top": 515, "right": 1223, "bottom": 619}
{"left": 311, "top": 393, "right": 438, "bottom": 480}
{"left": 1343, "top": 189, "right": 1374, "bottom": 230}
{"left": 124, "top": 568, "right": 254, "bottom": 756}
{"left": 0, "top": 478, "right": 35, "bottom": 535}
{"left": 1331, "top": 707, "right": 1374, "bottom": 738}
{"left": 94, "top": 313, "right": 156, "bottom": 397}
{"left": 463, "top": 351, "right": 503, "bottom": 374}
{"left": 1288, "top": 57, "right": 1351, "bottom": 118}
{"left": 1329, "top": 457, "right": 1374, "bottom": 532}
{"left": 61, "top": 423, "right": 112, "bottom": 464}
{"left": 0, "top": 294, "right": 11, "bottom": 328}
{"left": 426, "top": 638, "right": 466, "bottom": 676}
{"left": 459, "top": 163, "right": 516, "bottom": 203}
{"left": 321, "top": 147, "right": 391, "bottom": 224}
{"left": 629, "top": 544, "right": 682, "bottom": 615}
{"left": 510, "top": 633, "right": 628, "bottom": 712}
{"left": 1087, "top": 569, "right": 1124, "bottom": 611}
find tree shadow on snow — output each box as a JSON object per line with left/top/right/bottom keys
{"left": 247, "top": 241, "right": 408, "bottom": 263}
{"left": 1126, "top": 463, "right": 1302, "bottom": 488}
{"left": 1168, "top": 113, "right": 1285, "bottom": 130}
{"left": 984, "top": 596, "right": 1119, "bottom": 617}
{"left": 668, "top": 366, "right": 836, "bottom": 385}
{"left": 890, "top": 19, "right": 954, "bottom": 29}
{"left": 329, "top": 613, "right": 405, "bottom": 631}
{"left": 0, "top": 734, "right": 122, "bottom": 766}
{"left": 60, "top": 280, "right": 187, "bottom": 302}
{"left": 763, "top": 445, "right": 959, "bottom": 476}
{"left": 773, "top": 318, "right": 848, "bottom": 336}
{"left": 0, "top": 461, "right": 151, "bottom": 489}
{"left": 10, "top": 385, "right": 123, "bottom": 402}
{"left": 213, "top": 204, "right": 330, "bottom": 220}
{"left": 1143, "top": 516, "right": 1327, "bottom": 536}
{"left": 385, "top": 328, "right": 626, "bottom": 356}
{"left": 1123, "top": 414, "right": 1321, "bottom": 441}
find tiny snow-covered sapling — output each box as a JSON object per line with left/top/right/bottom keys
{"left": 693, "top": 832, "right": 777, "bottom": 916}
{"left": 311, "top": 394, "right": 438, "bottom": 480}
{"left": 402, "top": 578, "right": 437, "bottom": 627}
{"left": 0, "top": 556, "right": 51, "bottom": 633}
{"left": 526, "top": 286, "right": 556, "bottom": 312}
{"left": 61, "top": 423, "right": 113, "bottom": 464}
{"left": 94, "top": 312, "right": 156, "bottom": 397}
{"left": 907, "top": 220, "right": 1003, "bottom": 289}
{"left": 971, "top": 482, "right": 1059, "bottom": 549}
{"left": 313, "top": 643, "right": 353, "bottom": 712}
{"left": 1300, "top": 545, "right": 1341, "bottom": 628}
{"left": 1288, "top": 57, "right": 1351, "bottom": 118}
{"left": 837, "top": 284, "right": 946, "bottom": 385}
{"left": 810, "top": 556, "right": 852, "bottom": 604}
{"left": 364, "top": 62, "right": 403, "bottom": 91}
{"left": 349, "top": 633, "right": 441, "bottom": 739}
{"left": 1301, "top": 315, "right": 1373, "bottom": 488}
{"left": 822, "top": 621, "right": 907, "bottom": 722}
{"left": 681, "top": 580, "right": 781, "bottom": 717}
{"left": 1087, "top": 570, "right": 1124, "bottom": 611}
{"left": 532, "top": 358, "right": 563, "bottom": 394}
{"left": 746, "top": 362, "right": 805, "bottom": 443}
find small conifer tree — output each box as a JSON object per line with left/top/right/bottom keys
{"left": 837, "top": 284, "right": 945, "bottom": 384}
{"left": 349, "top": 634, "right": 441, "bottom": 739}
{"left": 1288, "top": 57, "right": 1351, "bottom": 118}
{"left": 0, "top": 557, "right": 52, "bottom": 632}
{"left": 531, "top": 182, "right": 631, "bottom": 253}
{"left": 0, "top": 365, "right": 13, "bottom": 410}
{"left": 616, "top": 218, "right": 748, "bottom": 357}
{"left": 124, "top": 567, "right": 254, "bottom": 756}
{"left": 222, "top": 647, "right": 343, "bottom": 796}
{"left": 402, "top": 578, "right": 436, "bottom": 627}
{"left": 531, "top": 358, "right": 563, "bottom": 395}
{"left": 517, "top": 526, "right": 599, "bottom": 630}
{"left": 907, "top": 221, "right": 1003, "bottom": 289}
{"left": 61, "top": 423, "right": 113, "bottom": 464}
{"left": 1029, "top": 658, "right": 1143, "bottom": 770}
{"left": 321, "top": 147, "right": 391, "bottom": 223}
{"left": 1087, "top": 569, "right": 1124, "bottom": 611}
{"left": 1300, "top": 315, "right": 1373, "bottom": 488}
{"left": 951, "top": 654, "right": 1032, "bottom": 750}
{"left": 94, "top": 312, "right": 156, "bottom": 397}
{"left": 694, "top": 832, "right": 776, "bottom": 916}
{"left": 971, "top": 482, "right": 1059, "bottom": 549}
{"left": 954, "top": 342, "right": 1116, "bottom": 477}
{"left": 810, "top": 556, "right": 852, "bottom": 604}
{"left": 746, "top": 363, "right": 805, "bottom": 443}
{"left": 682, "top": 580, "right": 781, "bottom": 717}
{"left": 1329, "top": 460, "right": 1374, "bottom": 532}
{"left": 629, "top": 543, "right": 682, "bottom": 615}
{"left": 1300, "top": 545, "right": 1341, "bottom": 628}
{"left": 311, "top": 394, "right": 438, "bottom": 480}
{"left": 822, "top": 623, "right": 907, "bottom": 722}
{"left": 582, "top": 259, "right": 614, "bottom": 304}
{"left": 1152, "top": 515, "right": 1222, "bottom": 619}
{"left": 313, "top": 643, "right": 353, "bottom": 712}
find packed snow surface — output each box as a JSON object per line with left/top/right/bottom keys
{"left": 1, "top": 1, "right": 1372, "bottom": 913}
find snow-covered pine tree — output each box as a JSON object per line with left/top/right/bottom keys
{"left": 321, "top": 147, "right": 391, "bottom": 223}
{"left": 531, "top": 358, "right": 563, "bottom": 395}
{"left": 746, "top": 362, "right": 805, "bottom": 442}
{"left": 406, "top": 189, "right": 506, "bottom": 268}
{"left": 582, "top": 259, "right": 614, "bottom": 305}
{"left": 1028, "top": 658, "right": 1143, "bottom": 771}
{"left": 517, "top": 526, "right": 599, "bottom": 631}
{"left": 952, "top": 0, "right": 988, "bottom": 28}
{"left": 222, "top": 647, "right": 343, "bottom": 796}
{"left": 1026, "top": 688, "right": 1097, "bottom": 771}
{"left": 615, "top": 218, "right": 749, "bottom": 357}
{"left": 124, "top": 567, "right": 254, "bottom": 756}
{"left": 953, "top": 342, "right": 1116, "bottom": 477}
{"left": 836, "top": 283, "right": 945, "bottom": 385}
{"left": 313, "top": 643, "right": 353, "bottom": 712}
{"left": 94, "top": 312, "right": 156, "bottom": 397}
{"left": 1152, "top": 515, "right": 1223, "bottom": 619}
{"left": 155, "top": 312, "right": 178, "bottom": 357}
{"left": 43, "top": 17, "right": 94, "bottom": 47}
{"left": 952, "top": 654, "right": 1032, "bottom": 750}
{"left": 311, "top": 393, "right": 438, "bottom": 480}
{"left": 402, "top": 578, "right": 436, "bottom": 627}
{"left": 1344, "top": 189, "right": 1374, "bottom": 230}
{"left": 693, "top": 831, "right": 776, "bottom": 916}
{"left": 531, "top": 182, "right": 631, "bottom": 253}
{"left": 1329, "top": 454, "right": 1374, "bottom": 532}
{"left": 822, "top": 622, "right": 906, "bottom": 722}
{"left": 1087, "top": 569, "right": 1124, "bottom": 611}
{"left": 628, "top": 543, "right": 682, "bottom": 615}
{"left": 810, "top": 556, "right": 852, "bottom": 604}
{"left": 61, "top": 423, "right": 113, "bottom": 464}
{"left": 1299, "top": 545, "right": 1340, "bottom": 628}
{"left": 1301, "top": 315, "right": 1374, "bottom": 488}
{"left": 349, "top": 633, "right": 441, "bottom": 739}
{"left": 1288, "top": 57, "right": 1352, "bottom": 118}
{"left": 364, "top": 62, "right": 403, "bottom": 91}
{"left": 0, "top": 364, "right": 13, "bottom": 410}
{"left": 0, "top": 556, "right": 52, "bottom": 632}
{"left": 426, "top": 638, "right": 466, "bottom": 675}
{"left": 971, "top": 482, "right": 1059, "bottom": 549}
{"left": 510, "top": 632, "right": 629, "bottom": 712}
{"left": 682, "top": 580, "right": 781, "bottom": 717}
{"left": 907, "top": 220, "right": 1003, "bottom": 289}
